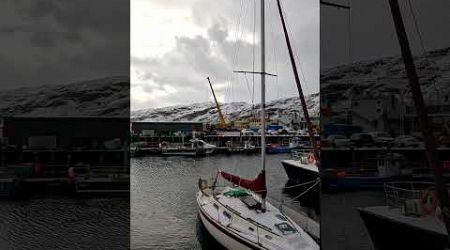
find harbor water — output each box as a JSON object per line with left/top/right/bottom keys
{"left": 0, "top": 197, "right": 129, "bottom": 250}
{"left": 131, "top": 154, "right": 318, "bottom": 249}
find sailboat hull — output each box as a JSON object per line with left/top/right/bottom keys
{"left": 198, "top": 205, "right": 260, "bottom": 250}
{"left": 197, "top": 187, "right": 319, "bottom": 250}
{"left": 281, "top": 160, "right": 319, "bottom": 184}
{"left": 358, "top": 207, "right": 448, "bottom": 250}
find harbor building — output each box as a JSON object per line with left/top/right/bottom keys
{"left": 131, "top": 121, "right": 205, "bottom": 137}
{"left": 1, "top": 117, "right": 129, "bottom": 167}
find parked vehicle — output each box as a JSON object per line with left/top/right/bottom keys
{"left": 369, "top": 132, "right": 394, "bottom": 147}
{"left": 326, "top": 134, "right": 351, "bottom": 148}
{"left": 241, "top": 129, "right": 256, "bottom": 136}
{"left": 393, "top": 135, "right": 423, "bottom": 147}
{"left": 323, "top": 123, "right": 362, "bottom": 138}
{"left": 296, "top": 130, "right": 308, "bottom": 136}
{"left": 350, "top": 133, "right": 374, "bottom": 147}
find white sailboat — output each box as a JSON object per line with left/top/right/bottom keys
{"left": 196, "top": 1, "right": 319, "bottom": 249}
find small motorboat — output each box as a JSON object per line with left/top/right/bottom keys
{"left": 160, "top": 139, "right": 216, "bottom": 157}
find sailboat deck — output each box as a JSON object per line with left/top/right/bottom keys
{"left": 218, "top": 193, "right": 289, "bottom": 233}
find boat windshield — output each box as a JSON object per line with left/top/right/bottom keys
{"left": 275, "top": 222, "right": 297, "bottom": 235}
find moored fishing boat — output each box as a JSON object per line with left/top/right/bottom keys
{"left": 281, "top": 151, "right": 318, "bottom": 184}
{"left": 321, "top": 153, "right": 405, "bottom": 190}
{"left": 358, "top": 181, "right": 449, "bottom": 250}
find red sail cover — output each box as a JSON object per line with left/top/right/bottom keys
{"left": 220, "top": 171, "right": 267, "bottom": 198}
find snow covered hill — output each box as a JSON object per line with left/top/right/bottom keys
{"left": 1, "top": 46, "right": 448, "bottom": 120}
{"left": 131, "top": 93, "right": 319, "bottom": 123}
{"left": 321, "top": 46, "right": 450, "bottom": 107}
{"left": 0, "top": 76, "right": 129, "bottom": 117}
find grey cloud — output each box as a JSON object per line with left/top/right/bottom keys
{"left": 0, "top": 0, "right": 129, "bottom": 89}
{"left": 132, "top": 0, "right": 319, "bottom": 109}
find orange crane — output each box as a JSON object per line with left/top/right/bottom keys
{"left": 206, "top": 77, "right": 227, "bottom": 129}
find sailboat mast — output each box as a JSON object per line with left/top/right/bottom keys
{"left": 388, "top": 0, "right": 450, "bottom": 239}
{"left": 276, "top": 0, "right": 319, "bottom": 162}
{"left": 260, "top": 0, "right": 266, "bottom": 212}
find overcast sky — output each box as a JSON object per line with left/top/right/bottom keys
{"left": 0, "top": 0, "right": 129, "bottom": 90}
{"left": 131, "top": 0, "right": 319, "bottom": 110}
{"left": 321, "top": 0, "right": 450, "bottom": 69}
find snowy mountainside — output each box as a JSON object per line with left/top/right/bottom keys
{"left": 131, "top": 93, "right": 319, "bottom": 124}
{"left": 0, "top": 76, "right": 129, "bottom": 117}
{"left": 321, "top": 46, "right": 450, "bottom": 106}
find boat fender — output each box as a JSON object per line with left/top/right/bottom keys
{"left": 33, "top": 161, "right": 41, "bottom": 177}
{"left": 307, "top": 153, "right": 316, "bottom": 164}
{"left": 67, "top": 167, "right": 76, "bottom": 183}
{"left": 435, "top": 205, "right": 443, "bottom": 221}
{"left": 336, "top": 171, "right": 347, "bottom": 178}
{"left": 420, "top": 190, "right": 438, "bottom": 215}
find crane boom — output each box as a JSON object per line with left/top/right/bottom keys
{"left": 206, "top": 77, "right": 227, "bottom": 128}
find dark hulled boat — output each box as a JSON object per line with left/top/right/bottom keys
{"left": 358, "top": 182, "right": 449, "bottom": 250}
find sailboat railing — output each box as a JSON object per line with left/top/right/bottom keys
{"left": 384, "top": 181, "right": 434, "bottom": 208}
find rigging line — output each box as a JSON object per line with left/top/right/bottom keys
{"left": 320, "top": 1, "right": 350, "bottom": 9}
{"left": 233, "top": 1, "right": 246, "bottom": 91}
{"left": 252, "top": 0, "right": 256, "bottom": 106}
{"left": 280, "top": 0, "right": 309, "bottom": 91}
{"left": 230, "top": 1, "right": 245, "bottom": 86}
{"left": 234, "top": 1, "right": 251, "bottom": 103}
{"left": 232, "top": 0, "right": 244, "bottom": 65}
{"left": 406, "top": 0, "right": 426, "bottom": 54}
{"left": 346, "top": 0, "right": 352, "bottom": 118}
{"left": 227, "top": 0, "right": 243, "bottom": 104}
{"left": 280, "top": 0, "right": 308, "bottom": 89}
{"left": 234, "top": 1, "right": 251, "bottom": 67}
{"left": 244, "top": 73, "right": 253, "bottom": 99}
{"left": 347, "top": 0, "right": 352, "bottom": 64}
{"left": 290, "top": 179, "right": 320, "bottom": 200}
{"left": 283, "top": 178, "right": 320, "bottom": 189}
{"left": 267, "top": 0, "right": 280, "bottom": 99}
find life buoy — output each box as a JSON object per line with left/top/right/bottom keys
{"left": 336, "top": 170, "right": 347, "bottom": 178}
{"left": 67, "top": 167, "right": 76, "bottom": 183}
{"left": 420, "top": 190, "right": 438, "bottom": 215}
{"left": 307, "top": 153, "right": 316, "bottom": 164}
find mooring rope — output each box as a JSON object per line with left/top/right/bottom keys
{"left": 290, "top": 179, "right": 321, "bottom": 200}
{"left": 283, "top": 178, "right": 320, "bottom": 190}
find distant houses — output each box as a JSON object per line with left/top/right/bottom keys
{"left": 322, "top": 89, "right": 450, "bottom": 137}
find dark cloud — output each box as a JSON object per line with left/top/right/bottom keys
{"left": 0, "top": 0, "right": 129, "bottom": 89}
{"left": 321, "top": 0, "right": 450, "bottom": 70}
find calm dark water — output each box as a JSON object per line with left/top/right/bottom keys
{"left": 131, "top": 154, "right": 316, "bottom": 250}
{"left": 321, "top": 191, "right": 385, "bottom": 250}
{"left": 0, "top": 197, "right": 130, "bottom": 250}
